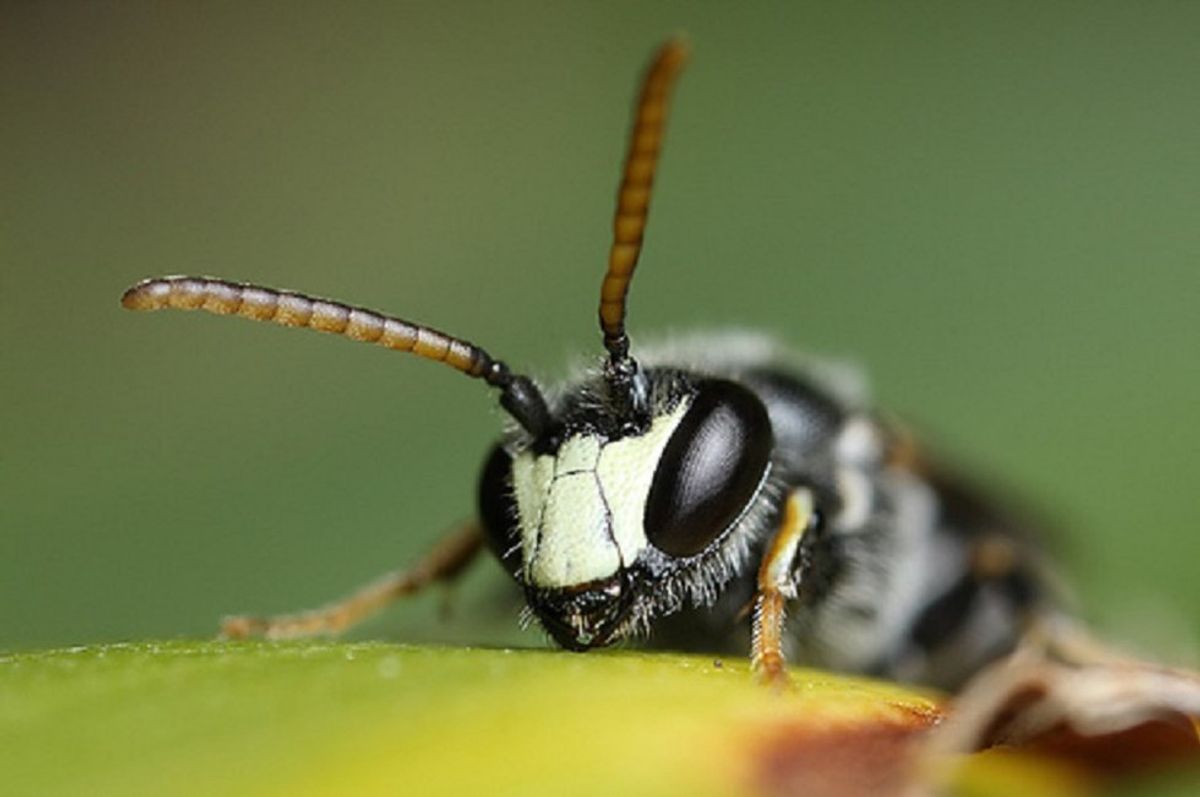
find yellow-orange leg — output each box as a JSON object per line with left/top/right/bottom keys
{"left": 751, "top": 489, "right": 815, "bottom": 686}
{"left": 220, "top": 521, "right": 484, "bottom": 640}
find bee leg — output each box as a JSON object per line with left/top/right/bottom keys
{"left": 219, "top": 520, "right": 484, "bottom": 640}
{"left": 751, "top": 489, "right": 815, "bottom": 686}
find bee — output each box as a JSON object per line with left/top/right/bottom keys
{"left": 121, "top": 39, "right": 1055, "bottom": 690}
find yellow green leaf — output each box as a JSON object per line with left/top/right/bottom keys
{"left": 0, "top": 641, "right": 1195, "bottom": 797}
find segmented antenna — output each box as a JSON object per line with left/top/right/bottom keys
{"left": 121, "top": 276, "right": 551, "bottom": 436}
{"left": 598, "top": 38, "right": 690, "bottom": 366}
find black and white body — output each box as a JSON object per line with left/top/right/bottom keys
{"left": 121, "top": 40, "right": 1053, "bottom": 691}
{"left": 479, "top": 332, "right": 1046, "bottom": 690}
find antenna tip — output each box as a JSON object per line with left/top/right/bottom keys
{"left": 660, "top": 35, "right": 692, "bottom": 65}
{"left": 120, "top": 278, "right": 169, "bottom": 311}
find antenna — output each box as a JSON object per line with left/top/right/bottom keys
{"left": 121, "top": 276, "right": 552, "bottom": 437}
{"left": 598, "top": 38, "right": 690, "bottom": 372}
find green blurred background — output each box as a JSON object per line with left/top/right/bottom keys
{"left": 2, "top": 2, "right": 1198, "bottom": 657}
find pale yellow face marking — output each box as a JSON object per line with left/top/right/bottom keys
{"left": 523, "top": 436, "right": 609, "bottom": 587}
{"left": 512, "top": 453, "right": 555, "bottom": 564}
{"left": 532, "top": 470, "right": 615, "bottom": 586}
{"left": 594, "top": 402, "right": 689, "bottom": 571}
{"left": 510, "top": 399, "right": 691, "bottom": 589}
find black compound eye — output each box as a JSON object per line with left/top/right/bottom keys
{"left": 478, "top": 444, "right": 521, "bottom": 574}
{"left": 644, "top": 380, "right": 772, "bottom": 557}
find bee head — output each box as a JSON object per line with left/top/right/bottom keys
{"left": 478, "top": 372, "right": 773, "bottom": 648}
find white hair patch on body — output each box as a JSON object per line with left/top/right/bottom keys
{"left": 834, "top": 414, "right": 884, "bottom": 467}
{"left": 804, "top": 467, "right": 943, "bottom": 672}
